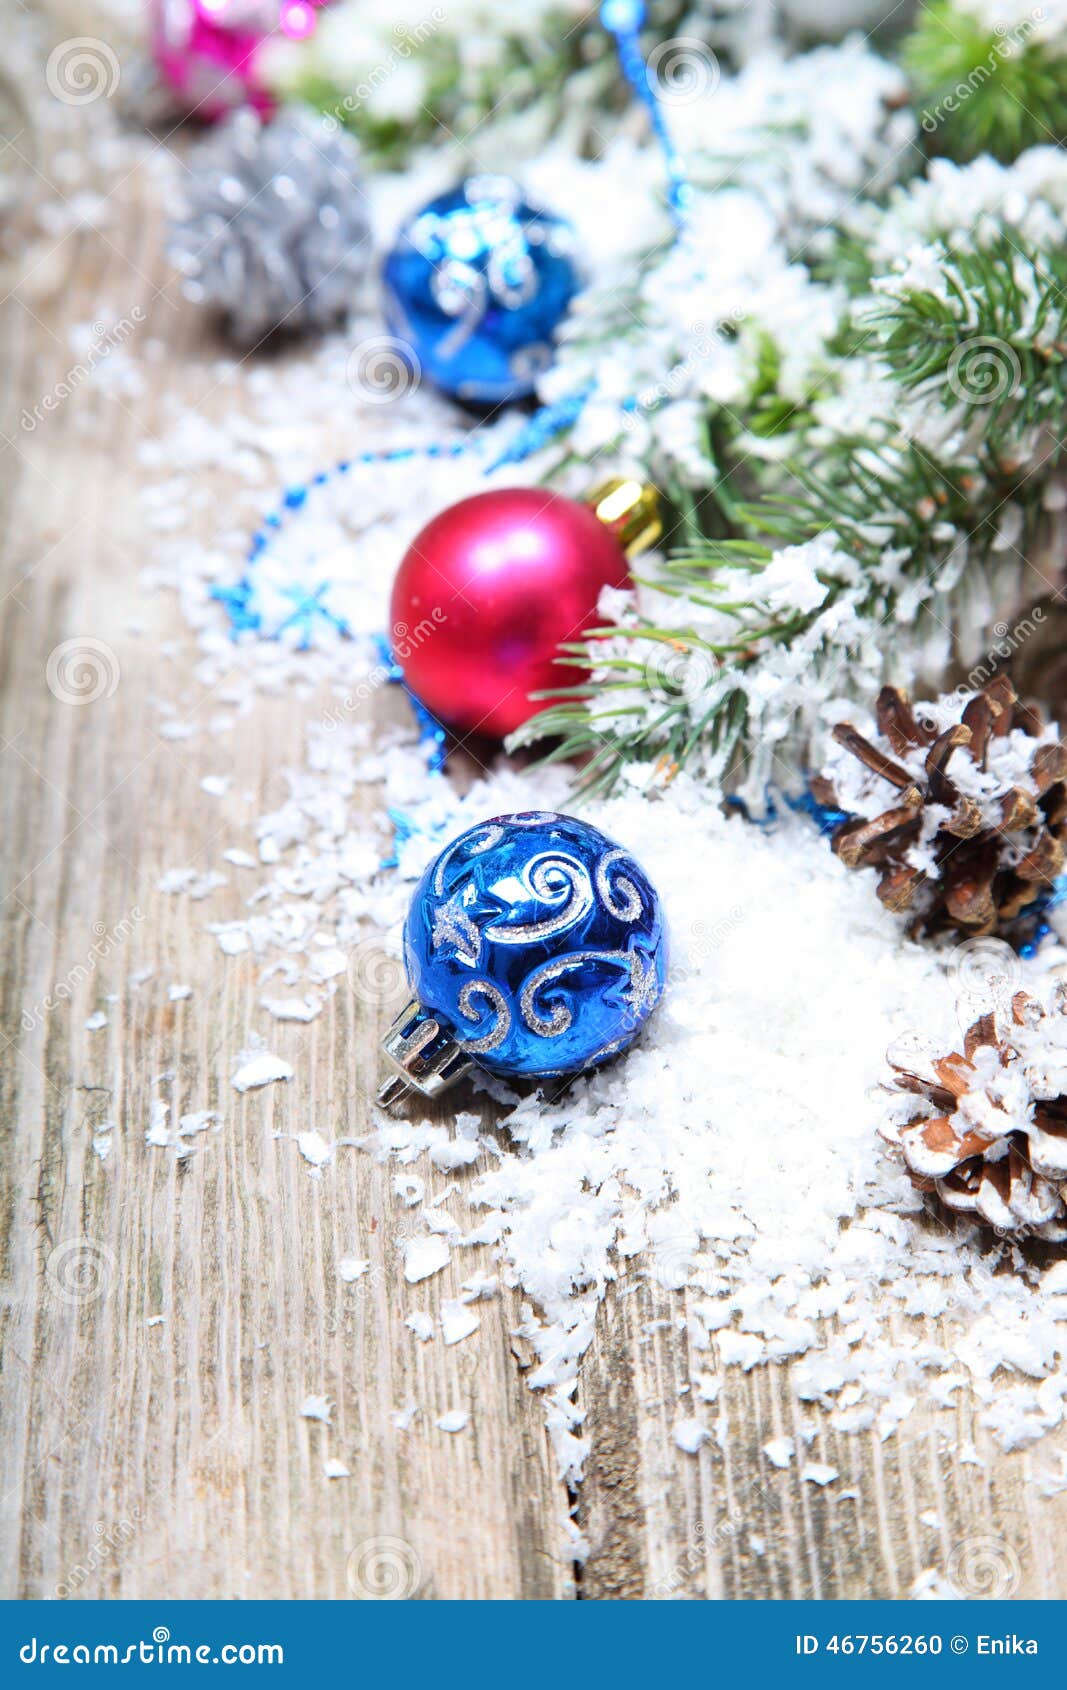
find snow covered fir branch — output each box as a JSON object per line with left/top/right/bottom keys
{"left": 260, "top": 0, "right": 708, "bottom": 165}
{"left": 258, "top": 0, "right": 931, "bottom": 167}
{"left": 149, "top": 5, "right": 1067, "bottom": 804}
{"left": 903, "top": 0, "right": 1067, "bottom": 163}
{"left": 514, "top": 53, "right": 1067, "bottom": 799}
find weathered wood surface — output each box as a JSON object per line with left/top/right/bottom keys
{"left": 3, "top": 4, "right": 1067, "bottom": 1602}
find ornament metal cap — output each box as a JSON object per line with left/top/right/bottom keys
{"left": 586, "top": 477, "right": 662, "bottom": 557}
{"left": 376, "top": 1000, "right": 473, "bottom": 1109}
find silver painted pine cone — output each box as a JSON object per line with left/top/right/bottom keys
{"left": 168, "top": 107, "right": 372, "bottom": 344}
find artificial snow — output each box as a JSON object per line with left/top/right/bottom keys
{"left": 178, "top": 1110, "right": 216, "bottom": 1139}
{"left": 673, "top": 1418, "right": 711, "bottom": 1455}
{"left": 148, "top": 634, "right": 1067, "bottom": 1483}
{"left": 403, "top": 1236, "right": 451, "bottom": 1285}
{"left": 239, "top": 744, "right": 1067, "bottom": 1483}
{"left": 296, "top": 1130, "right": 333, "bottom": 1171}
{"left": 460, "top": 1273, "right": 499, "bottom": 1303}
{"left": 261, "top": 996, "right": 320, "bottom": 1022}
{"left": 762, "top": 1438, "right": 795, "bottom": 1469}
{"left": 435, "top": 1410, "right": 469, "bottom": 1433}
{"left": 440, "top": 1300, "right": 480, "bottom": 1346}
{"left": 801, "top": 1463, "right": 840, "bottom": 1487}
{"left": 78, "top": 15, "right": 1067, "bottom": 1515}
{"left": 144, "top": 1099, "right": 170, "bottom": 1149}
{"left": 231, "top": 1050, "right": 294, "bottom": 1092}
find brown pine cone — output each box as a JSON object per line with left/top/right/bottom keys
{"left": 813, "top": 678, "right": 1067, "bottom": 939}
{"left": 885, "top": 988, "right": 1067, "bottom": 1240}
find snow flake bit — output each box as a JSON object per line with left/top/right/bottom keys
{"left": 673, "top": 1418, "right": 711, "bottom": 1454}
{"left": 403, "top": 1236, "right": 450, "bottom": 1285}
{"left": 440, "top": 1300, "right": 481, "bottom": 1346}
{"left": 232, "top": 1049, "right": 294, "bottom": 1092}
{"left": 801, "top": 1463, "right": 840, "bottom": 1487}
{"left": 762, "top": 1437, "right": 795, "bottom": 1469}
{"left": 296, "top": 1130, "right": 333, "bottom": 1170}
{"left": 435, "top": 1409, "right": 469, "bottom": 1433}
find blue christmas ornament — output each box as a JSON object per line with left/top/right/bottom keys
{"left": 381, "top": 175, "right": 583, "bottom": 406}
{"left": 377, "top": 812, "right": 668, "bottom": 1105}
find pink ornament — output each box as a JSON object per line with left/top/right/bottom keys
{"left": 151, "top": 0, "right": 328, "bottom": 123}
{"left": 389, "top": 487, "right": 636, "bottom": 742}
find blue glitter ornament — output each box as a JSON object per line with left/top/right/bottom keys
{"left": 382, "top": 175, "right": 583, "bottom": 406}
{"left": 377, "top": 812, "right": 668, "bottom": 1105}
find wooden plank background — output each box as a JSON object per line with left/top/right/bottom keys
{"left": 3, "top": 1, "right": 1067, "bottom": 1602}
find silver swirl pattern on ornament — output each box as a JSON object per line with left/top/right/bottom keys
{"left": 483, "top": 853, "right": 593, "bottom": 945}
{"left": 432, "top": 824, "right": 505, "bottom": 895}
{"left": 457, "top": 979, "right": 511, "bottom": 1053}
{"left": 519, "top": 950, "right": 637, "bottom": 1039}
{"left": 595, "top": 848, "right": 643, "bottom": 922}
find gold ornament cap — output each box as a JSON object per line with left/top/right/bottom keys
{"left": 586, "top": 477, "right": 662, "bottom": 558}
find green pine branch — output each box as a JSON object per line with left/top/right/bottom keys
{"left": 512, "top": 445, "right": 980, "bottom": 792}
{"left": 904, "top": 1, "right": 1067, "bottom": 163}
{"left": 267, "top": 1, "right": 713, "bottom": 168}
{"left": 866, "top": 238, "right": 1067, "bottom": 443}
{"left": 516, "top": 232, "right": 1067, "bottom": 793}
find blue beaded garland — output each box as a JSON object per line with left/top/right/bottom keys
{"left": 402, "top": 812, "right": 668, "bottom": 1079}
{"left": 382, "top": 176, "right": 583, "bottom": 406}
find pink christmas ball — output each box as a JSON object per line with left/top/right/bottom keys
{"left": 151, "top": 0, "right": 326, "bottom": 123}
{"left": 390, "top": 487, "right": 634, "bottom": 741}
